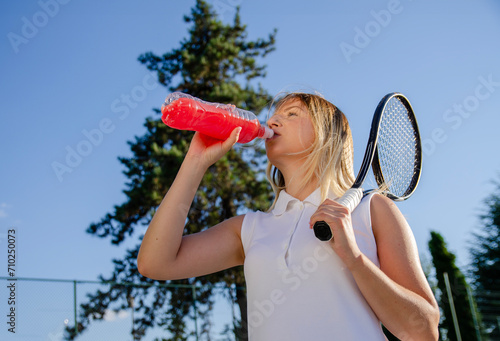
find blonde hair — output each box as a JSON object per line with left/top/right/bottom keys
{"left": 266, "top": 92, "right": 355, "bottom": 209}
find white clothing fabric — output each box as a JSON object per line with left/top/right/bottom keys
{"left": 241, "top": 188, "right": 386, "bottom": 340}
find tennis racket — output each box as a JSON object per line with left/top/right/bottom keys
{"left": 313, "top": 93, "right": 422, "bottom": 241}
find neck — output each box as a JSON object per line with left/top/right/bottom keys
{"left": 279, "top": 161, "right": 319, "bottom": 201}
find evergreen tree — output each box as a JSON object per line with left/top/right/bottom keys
{"left": 470, "top": 178, "right": 500, "bottom": 340}
{"left": 65, "top": 1, "right": 276, "bottom": 340}
{"left": 428, "top": 231, "right": 477, "bottom": 341}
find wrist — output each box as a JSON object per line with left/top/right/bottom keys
{"left": 344, "top": 251, "right": 365, "bottom": 273}
{"left": 183, "top": 153, "right": 210, "bottom": 173}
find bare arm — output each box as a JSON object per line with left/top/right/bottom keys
{"left": 309, "top": 194, "right": 440, "bottom": 340}
{"left": 350, "top": 194, "right": 439, "bottom": 340}
{"left": 137, "top": 128, "right": 245, "bottom": 280}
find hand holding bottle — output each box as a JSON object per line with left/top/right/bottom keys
{"left": 186, "top": 128, "right": 242, "bottom": 170}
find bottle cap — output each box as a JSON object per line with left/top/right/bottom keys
{"left": 261, "top": 126, "right": 274, "bottom": 139}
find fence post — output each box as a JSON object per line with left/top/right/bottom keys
{"left": 129, "top": 295, "right": 135, "bottom": 341}
{"left": 192, "top": 285, "right": 199, "bottom": 341}
{"left": 497, "top": 317, "right": 500, "bottom": 337}
{"left": 466, "top": 286, "right": 482, "bottom": 341}
{"left": 230, "top": 284, "right": 236, "bottom": 330}
{"left": 444, "top": 272, "right": 462, "bottom": 341}
{"left": 73, "top": 280, "right": 78, "bottom": 336}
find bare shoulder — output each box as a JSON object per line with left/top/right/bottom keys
{"left": 227, "top": 214, "right": 245, "bottom": 228}
{"left": 200, "top": 214, "right": 246, "bottom": 247}
{"left": 370, "top": 193, "right": 415, "bottom": 252}
{"left": 214, "top": 214, "right": 245, "bottom": 237}
{"left": 370, "top": 194, "right": 412, "bottom": 268}
{"left": 370, "top": 193, "right": 405, "bottom": 224}
{"left": 370, "top": 194, "right": 415, "bottom": 242}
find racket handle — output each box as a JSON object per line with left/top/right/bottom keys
{"left": 313, "top": 188, "right": 364, "bottom": 241}
{"left": 336, "top": 187, "right": 364, "bottom": 213}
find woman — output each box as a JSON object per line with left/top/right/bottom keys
{"left": 137, "top": 92, "right": 440, "bottom": 340}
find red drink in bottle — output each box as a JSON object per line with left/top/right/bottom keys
{"left": 161, "top": 93, "right": 273, "bottom": 143}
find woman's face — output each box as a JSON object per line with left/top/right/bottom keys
{"left": 265, "top": 98, "right": 315, "bottom": 167}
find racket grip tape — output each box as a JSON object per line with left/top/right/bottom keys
{"left": 313, "top": 188, "right": 364, "bottom": 241}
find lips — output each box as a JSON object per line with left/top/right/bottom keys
{"left": 266, "top": 132, "right": 280, "bottom": 141}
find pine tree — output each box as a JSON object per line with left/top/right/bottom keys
{"left": 428, "top": 231, "right": 477, "bottom": 341}
{"left": 470, "top": 178, "right": 500, "bottom": 340}
{"left": 65, "top": 1, "right": 276, "bottom": 340}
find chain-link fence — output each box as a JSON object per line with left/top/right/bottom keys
{"left": 473, "top": 291, "right": 500, "bottom": 341}
{"left": 0, "top": 276, "right": 238, "bottom": 341}
{"left": 1, "top": 276, "right": 499, "bottom": 341}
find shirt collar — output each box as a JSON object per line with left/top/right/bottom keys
{"left": 272, "top": 187, "right": 336, "bottom": 216}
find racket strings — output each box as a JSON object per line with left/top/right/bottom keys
{"left": 377, "top": 97, "right": 419, "bottom": 198}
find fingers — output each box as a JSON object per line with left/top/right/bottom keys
{"left": 309, "top": 199, "right": 361, "bottom": 264}
{"left": 309, "top": 199, "right": 349, "bottom": 229}
{"left": 213, "top": 127, "right": 241, "bottom": 156}
{"left": 197, "top": 132, "right": 221, "bottom": 146}
{"left": 223, "top": 127, "right": 242, "bottom": 149}
{"left": 195, "top": 127, "right": 241, "bottom": 149}
{"left": 186, "top": 127, "right": 242, "bottom": 169}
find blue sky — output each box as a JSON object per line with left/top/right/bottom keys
{"left": 1, "top": 0, "right": 500, "bottom": 339}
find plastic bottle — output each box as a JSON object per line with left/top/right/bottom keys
{"left": 161, "top": 92, "right": 274, "bottom": 143}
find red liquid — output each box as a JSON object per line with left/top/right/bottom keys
{"left": 161, "top": 97, "right": 268, "bottom": 143}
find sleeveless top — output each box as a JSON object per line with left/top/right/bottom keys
{"left": 241, "top": 188, "right": 386, "bottom": 340}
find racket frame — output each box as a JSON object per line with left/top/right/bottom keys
{"left": 371, "top": 93, "right": 422, "bottom": 201}
{"left": 313, "top": 92, "right": 422, "bottom": 241}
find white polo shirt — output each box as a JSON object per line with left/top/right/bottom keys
{"left": 241, "top": 188, "right": 386, "bottom": 340}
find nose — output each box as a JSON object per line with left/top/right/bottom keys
{"left": 267, "top": 115, "right": 282, "bottom": 128}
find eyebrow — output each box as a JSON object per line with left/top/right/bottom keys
{"left": 278, "top": 104, "right": 307, "bottom": 114}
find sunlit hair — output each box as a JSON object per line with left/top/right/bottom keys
{"left": 266, "top": 92, "right": 355, "bottom": 210}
